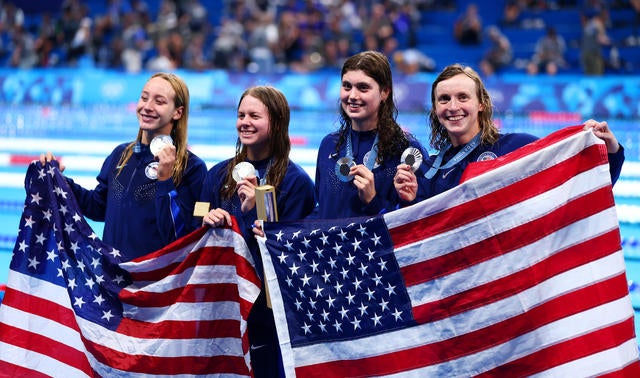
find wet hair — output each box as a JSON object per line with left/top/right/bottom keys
{"left": 117, "top": 72, "right": 191, "bottom": 186}
{"left": 221, "top": 85, "right": 291, "bottom": 200}
{"left": 428, "top": 63, "right": 499, "bottom": 150}
{"left": 336, "top": 50, "right": 410, "bottom": 163}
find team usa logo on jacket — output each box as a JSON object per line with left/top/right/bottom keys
{"left": 477, "top": 151, "right": 498, "bottom": 161}
{"left": 145, "top": 162, "right": 159, "bottom": 179}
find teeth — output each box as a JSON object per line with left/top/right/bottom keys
{"left": 448, "top": 115, "right": 463, "bottom": 121}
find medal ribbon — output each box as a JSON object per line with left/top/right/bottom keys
{"left": 346, "top": 129, "right": 379, "bottom": 170}
{"left": 257, "top": 158, "right": 273, "bottom": 186}
{"left": 425, "top": 132, "right": 481, "bottom": 179}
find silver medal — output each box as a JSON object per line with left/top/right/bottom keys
{"left": 150, "top": 135, "right": 173, "bottom": 156}
{"left": 232, "top": 162, "right": 256, "bottom": 182}
{"left": 401, "top": 147, "right": 423, "bottom": 172}
{"left": 335, "top": 157, "right": 356, "bottom": 182}
{"left": 145, "top": 161, "right": 159, "bottom": 179}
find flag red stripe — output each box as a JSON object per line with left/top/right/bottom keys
{"left": 115, "top": 317, "right": 241, "bottom": 339}
{"left": 1, "top": 287, "right": 79, "bottom": 331}
{"left": 9, "top": 154, "right": 41, "bottom": 166}
{"left": 460, "top": 125, "right": 604, "bottom": 182}
{"left": 390, "top": 144, "right": 606, "bottom": 249}
{"left": 598, "top": 361, "right": 640, "bottom": 378}
{"left": 476, "top": 317, "right": 640, "bottom": 377}
{"left": 433, "top": 273, "right": 631, "bottom": 364}
{"left": 84, "top": 338, "right": 250, "bottom": 375}
{"left": 0, "top": 360, "right": 52, "bottom": 378}
{"left": 0, "top": 323, "right": 93, "bottom": 374}
{"left": 129, "top": 226, "right": 210, "bottom": 263}
{"left": 294, "top": 273, "right": 629, "bottom": 377}
{"left": 127, "top": 245, "right": 237, "bottom": 282}
{"left": 402, "top": 186, "right": 615, "bottom": 288}
{"left": 119, "top": 282, "right": 242, "bottom": 306}
{"left": 412, "top": 229, "right": 621, "bottom": 323}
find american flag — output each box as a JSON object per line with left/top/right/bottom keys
{"left": 0, "top": 160, "right": 261, "bottom": 377}
{"left": 258, "top": 126, "right": 640, "bottom": 377}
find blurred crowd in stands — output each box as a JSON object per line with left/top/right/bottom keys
{"left": 0, "top": 0, "right": 638, "bottom": 76}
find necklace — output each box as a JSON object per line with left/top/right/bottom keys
{"left": 425, "top": 132, "right": 481, "bottom": 179}
{"left": 335, "top": 129, "right": 379, "bottom": 182}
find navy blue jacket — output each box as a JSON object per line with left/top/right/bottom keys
{"left": 198, "top": 157, "right": 316, "bottom": 271}
{"left": 313, "top": 128, "right": 428, "bottom": 219}
{"left": 67, "top": 142, "right": 207, "bottom": 261}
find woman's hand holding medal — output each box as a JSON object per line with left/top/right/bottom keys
{"left": 350, "top": 164, "right": 377, "bottom": 205}
{"left": 237, "top": 174, "right": 258, "bottom": 213}
{"left": 394, "top": 164, "right": 418, "bottom": 202}
{"left": 394, "top": 147, "right": 422, "bottom": 202}
{"left": 150, "top": 135, "right": 176, "bottom": 181}
{"left": 232, "top": 162, "right": 258, "bottom": 213}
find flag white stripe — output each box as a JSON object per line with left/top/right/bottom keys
{"left": 0, "top": 341, "right": 91, "bottom": 378}
{"left": 121, "top": 229, "right": 253, "bottom": 274}
{"left": 0, "top": 304, "right": 86, "bottom": 351}
{"left": 459, "top": 129, "right": 604, "bottom": 195}
{"left": 528, "top": 339, "right": 640, "bottom": 378}
{"left": 258, "top": 234, "right": 297, "bottom": 377}
{"left": 291, "top": 252, "right": 626, "bottom": 367}
{"left": 78, "top": 317, "right": 245, "bottom": 358}
{"left": 464, "top": 298, "right": 636, "bottom": 375}
{"left": 125, "top": 265, "right": 244, "bottom": 292}
{"left": 6, "top": 270, "right": 70, "bottom": 306}
{"left": 122, "top": 300, "right": 241, "bottom": 322}
{"left": 238, "top": 275, "right": 261, "bottom": 304}
{"left": 394, "top": 166, "right": 609, "bottom": 266}
{"left": 384, "top": 301, "right": 637, "bottom": 378}
{"left": 294, "top": 295, "right": 635, "bottom": 374}
{"left": 86, "top": 350, "right": 251, "bottom": 378}
{"left": 407, "top": 208, "right": 620, "bottom": 306}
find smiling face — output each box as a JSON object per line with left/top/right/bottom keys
{"left": 433, "top": 73, "right": 484, "bottom": 146}
{"left": 237, "top": 94, "right": 270, "bottom": 160}
{"left": 340, "top": 69, "right": 389, "bottom": 131}
{"left": 137, "top": 76, "right": 183, "bottom": 143}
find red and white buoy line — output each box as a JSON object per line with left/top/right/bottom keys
{"left": 0, "top": 138, "right": 318, "bottom": 187}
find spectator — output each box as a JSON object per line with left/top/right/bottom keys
{"left": 363, "top": 3, "right": 394, "bottom": 49}
{"left": 0, "top": 1, "right": 24, "bottom": 31}
{"left": 527, "top": 26, "right": 567, "bottom": 75}
{"left": 479, "top": 25, "right": 513, "bottom": 76}
{"left": 630, "top": 0, "right": 640, "bottom": 46}
{"left": 121, "top": 11, "right": 151, "bottom": 73}
{"left": 392, "top": 48, "right": 437, "bottom": 74}
{"left": 581, "top": 10, "right": 611, "bottom": 75}
{"left": 276, "top": 9, "right": 304, "bottom": 69}
{"left": 8, "top": 24, "right": 37, "bottom": 68}
{"left": 67, "top": 17, "right": 93, "bottom": 64}
{"left": 182, "top": 31, "right": 210, "bottom": 71}
{"left": 146, "top": 35, "right": 176, "bottom": 71}
{"left": 246, "top": 11, "right": 278, "bottom": 73}
{"left": 502, "top": 0, "right": 524, "bottom": 26}
{"left": 454, "top": 3, "right": 483, "bottom": 45}
{"left": 211, "top": 16, "right": 246, "bottom": 71}
{"left": 148, "top": 0, "right": 177, "bottom": 40}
